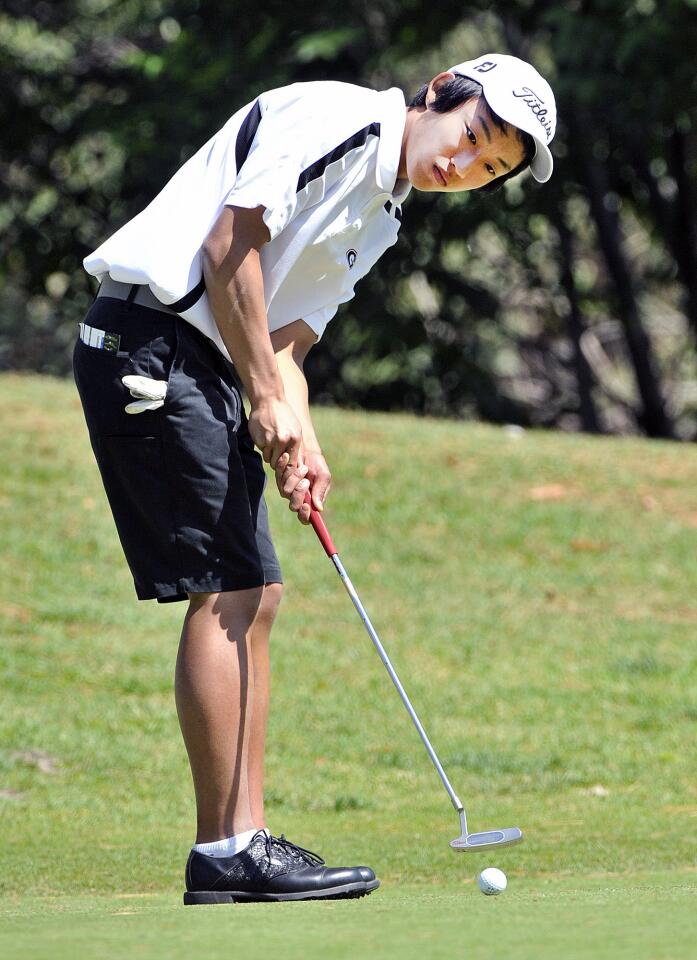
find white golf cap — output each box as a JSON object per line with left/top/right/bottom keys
{"left": 447, "top": 53, "right": 556, "bottom": 183}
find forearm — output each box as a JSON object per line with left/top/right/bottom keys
{"left": 203, "top": 244, "right": 284, "bottom": 405}
{"left": 270, "top": 323, "right": 330, "bottom": 516}
{"left": 202, "top": 206, "right": 303, "bottom": 467}
{"left": 275, "top": 351, "right": 321, "bottom": 454}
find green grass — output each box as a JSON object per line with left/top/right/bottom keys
{"left": 1, "top": 372, "right": 696, "bottom": 958}
{"left": 2, "top": 876, "right": 697, "bottom": 960}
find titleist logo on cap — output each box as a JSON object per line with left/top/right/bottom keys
{"left": 512, "top": 86, "right": 553, "bottom": 140}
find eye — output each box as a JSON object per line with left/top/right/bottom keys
{"left": 466, "top": 125, "right": 476, "bottom": 145}
{"left": 485, "top": 163, "right": 496, "bottom": 177}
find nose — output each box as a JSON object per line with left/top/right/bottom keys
{"left": 451, "top": 149, "right": 477, "bottom": 178}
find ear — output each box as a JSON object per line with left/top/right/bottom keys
{"left": 425, "top": 71, "right": 457, "bottom": 107}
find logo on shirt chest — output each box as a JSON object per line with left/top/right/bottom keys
{"left": 346, "top": 248, "right": 357, "bottom": 270}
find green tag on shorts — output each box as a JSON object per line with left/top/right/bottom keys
{"left": 102, "top": 332, "right": 121, "bottom": 353}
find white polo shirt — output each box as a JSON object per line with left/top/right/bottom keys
{"left": 84, "top": 81, "right": 411, "bottom": 359}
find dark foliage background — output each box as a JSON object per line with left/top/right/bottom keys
{"left": 1, "top": 0, "right": 696, "bottom": 438}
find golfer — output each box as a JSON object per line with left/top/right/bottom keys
{"left": 75, "top": 53, "right": 556, "bottom": 904}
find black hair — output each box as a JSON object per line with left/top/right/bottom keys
{"left": 409, "top": 75, "right": 536, "bottom": 194}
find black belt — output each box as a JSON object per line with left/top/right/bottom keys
{"left": 97, "top": 277, "right": 181, "bottom": 316}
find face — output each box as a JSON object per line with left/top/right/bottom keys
{"left": 401, "top": 72, "right": 526, "bottom": 192}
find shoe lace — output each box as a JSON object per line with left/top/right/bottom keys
{"left": 265, "top": 832, "right": 325, "bottom": 867}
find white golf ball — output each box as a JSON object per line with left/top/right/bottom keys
{"left": 477, "top": 867, "right": 507, "bottom": 896}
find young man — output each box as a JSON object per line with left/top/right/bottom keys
{"left": 75, "top": 53, "right": 556, "bottom": 904}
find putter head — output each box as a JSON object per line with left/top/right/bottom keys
{"left": 450, "top": 827, "right": 523, "bottom": 852}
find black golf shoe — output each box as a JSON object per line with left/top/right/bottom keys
{"left": 183, "top": 830, "right": 380, "bottom": 904}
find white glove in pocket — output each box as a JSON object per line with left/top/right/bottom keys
{"left": 122, "top": 374, "right": 168, "bottom": 414}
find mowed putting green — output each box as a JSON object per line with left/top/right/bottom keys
{"left": 2, "top": 876, "right": 697, "bottom": 960}
{"left": 1, "top": 372, "right": 696, "bottom": 959}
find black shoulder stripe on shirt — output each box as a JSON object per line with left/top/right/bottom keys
{"left": 297, "top": 122, "right": 381, "bottom": 193}
{"left": 164, "top": 99, "right": 261, "bottom": 317}
{"left": 235, "top": 99, "right": 262, "bottom": 172}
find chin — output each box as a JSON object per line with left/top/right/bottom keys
{"left": 404, "top": 161, "right": 432, "bottom": 192}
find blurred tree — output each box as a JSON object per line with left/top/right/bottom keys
{"left": 1, "top": 0, "right": 695, "bottom": 438}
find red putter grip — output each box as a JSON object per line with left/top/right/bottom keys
{"left": 303, "top": 492, "right": 337, "bottom": 557}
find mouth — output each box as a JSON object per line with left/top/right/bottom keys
{"left": 433, "top": 164, "right": 447, "bottom": 188}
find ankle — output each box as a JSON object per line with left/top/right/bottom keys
{"left": 193, "top": 827, "right": 269, "bottom": 859}
{"left": 196, "top": 822, "right": 258, "bottom": 844}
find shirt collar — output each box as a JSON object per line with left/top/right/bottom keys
{"left": 375, "top": 87, "right": 411, "bottom": 203}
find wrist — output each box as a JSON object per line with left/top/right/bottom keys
{"left": 248, "top": 379, "right": 286, "bottom": 407}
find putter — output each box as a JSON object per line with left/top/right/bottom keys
{"left": 303, "top": 494, "right": 523, "bottom": 853}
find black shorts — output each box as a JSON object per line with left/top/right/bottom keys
{"left": 73, "top": 296, "right": 282, "bottom": 602}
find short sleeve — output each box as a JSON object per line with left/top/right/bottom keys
{"left": 222, "top": 85, "right": 381, "bottom": 242}
{"left": 223, "top": 101, "right": 308, "bottom": 241}
{"left": 302, "top": 304, "right": 339, "bottom": 341}
{"left": 224, "top": 161, "right": 297, "bottom": 241}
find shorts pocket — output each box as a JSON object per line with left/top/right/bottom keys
{"left": 122, "top": 324, "right": 179, "bottom": 387}
{"left": 74, "top": 320, "right": 179, "bottom": 439}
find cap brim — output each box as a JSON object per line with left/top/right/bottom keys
{"left": 530, "top": 140, "right": 553, "bottom": 183}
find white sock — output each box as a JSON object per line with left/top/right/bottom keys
{"left": 193, "top": 827, "right": 270, "bottom": 858}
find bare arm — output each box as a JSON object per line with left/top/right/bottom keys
{"left": 270, "top": 320, "right": 321, "bottom": 455}
{"left": 202, "top": 205, "right": 302, "bottom": 468}
{"left": 270, "top": 320, "right": 332, "bottom": 525}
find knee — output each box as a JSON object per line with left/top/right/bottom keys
{"left": 256, "top": 582, "right": 283, "bottom": 631}
{"left": 264, "top": 581, "right": 283, "bottom": 605}
{"left": 187, "top": 587, "right": 263, "bottom": 627}
{"left": 186, "top": 584, "right": 280, "bottom": 637}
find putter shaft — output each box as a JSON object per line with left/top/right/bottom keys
{"left": 330, "top": 551, "right": 466, "bottom": 827}
{"left": 304, "top": 496, "right": 523, "bottom": 853}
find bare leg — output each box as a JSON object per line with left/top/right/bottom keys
{"left": 175, "top": 588, "right": 261, "bottom": 844}
{"left": 247, "top": 583, "right": 282, "bottom": 828}
{"left": 174, "top": 584, "right": 282, "bottom": 843}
